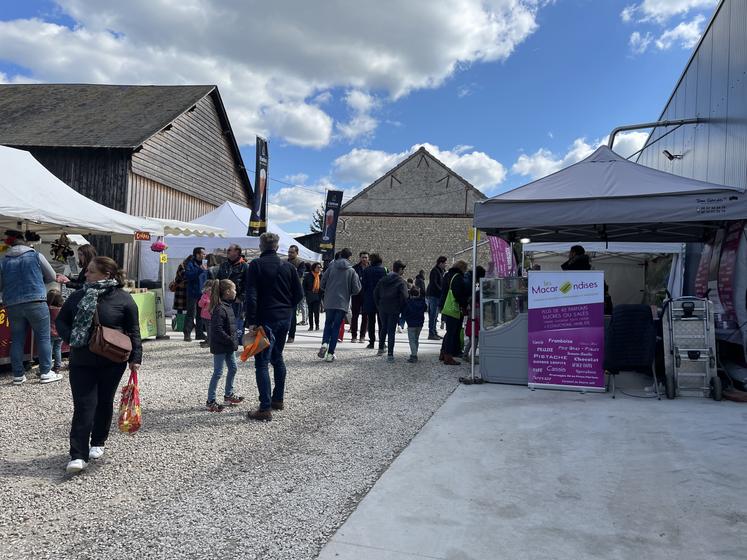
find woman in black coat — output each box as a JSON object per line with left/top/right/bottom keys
{"left": 303, "top": 262, "right": 323, "bottom": 331}
{"left": 56, "top": 256, "right": 142, "bottom": 474}
{"left": 439, "top": 261, "right": 470, "bottom": 365}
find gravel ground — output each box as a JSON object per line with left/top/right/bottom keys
{"left": 0, "top": 336, "right": 459, "bottom": 559}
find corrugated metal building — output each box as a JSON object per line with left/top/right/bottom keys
{"left": 636, "top": 0, "right": 744, "bottom": 291}
{"left": 0, "top": 84, "right": 252, "bottom": 265}
{"left": 638, "top": 0, "right": 745, "bottom": 187}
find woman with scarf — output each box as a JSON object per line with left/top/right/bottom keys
{"left": 439, "top": 260, "right": 469, "bottom": 365}
{"left": 303, "top": 262, "right": 323, "bottom": 331}
{"left": 56, "top": 256, "right": 142, "bottom": 474}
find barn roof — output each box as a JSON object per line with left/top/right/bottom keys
{"left": 0, "top": 83, "right": 221, "bottom": 149}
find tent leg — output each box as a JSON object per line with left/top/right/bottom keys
{"left": 470, "top": 229, "right": 478, "bottom": 383}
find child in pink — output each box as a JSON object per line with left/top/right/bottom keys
{"left": 198, "top": 279, "right": 215, "bottom": 348}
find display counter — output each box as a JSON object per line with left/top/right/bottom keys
{"left": 479, "top": 277, "right": 529, "bottom": 384}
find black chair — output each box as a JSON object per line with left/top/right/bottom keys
{"left": 604, "top": 304, "right": 658, "bottom": 398}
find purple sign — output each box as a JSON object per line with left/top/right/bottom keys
{"left": 488, "top": 235, "right": 515, "bottom": 277}
{"left": 528, "top": 272, "right": 605, "bottom": 391}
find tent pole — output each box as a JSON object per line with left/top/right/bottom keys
{"left": 471, "top": 228, "right": 478, "bottom": 382}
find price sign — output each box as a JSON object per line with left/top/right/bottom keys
{"left": 135, "top": 231, "right": 151, "bottom": 241}
{"left": 159, "top": 253, "right": 168, "bottom": 264}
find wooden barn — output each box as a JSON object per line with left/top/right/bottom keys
{"left": 0, "top": 84, "right": 252, "bottom": 264}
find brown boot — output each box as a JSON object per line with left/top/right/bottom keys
{"left": 443, "top": 354, "right": 461, "bottom": 365}
{"left": 271, "top": 400, "right": 284, "bottom": 410}
{"left": 439, "top": 351, "right": 445, "bottom": 362}
{"left": 246, "top": 409, "right": 272, "bottom": 421}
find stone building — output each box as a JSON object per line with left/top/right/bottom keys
{"left": 337, "top": 147, "right": 490, "bottom": 278}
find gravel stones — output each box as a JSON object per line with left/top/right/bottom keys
{"left": 0, "top": 339, "right": 459, "bottom": 559}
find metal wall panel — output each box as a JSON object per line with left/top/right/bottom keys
{"left": 725, "top": 0, "right": 747, "bottom": 189}
{"left": 693, "top": 29, "right": 713, "bottom": 182}
{"left": 639, "top": 0, "right": 747, "bottom": 191}
{"left": 707, "top": 2, "right": 730, "bottom": 185}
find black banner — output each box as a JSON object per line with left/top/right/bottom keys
{"left": 248, "top": 136, "right": 269, "bottom": 236}
{"left": 319, "top": 190, "right": 344, "bottom": 259}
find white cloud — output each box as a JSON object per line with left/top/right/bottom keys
{"left": 511, "top": 131, "right": 649, "bottom": 180}
{"left": 621, "top": 0, "right": 716, "bottom": 23}
{"left": 0, "top": 0, "right": 548, "bottom": 148}
{"left": 283, "top": 173, "right": 309, "bottom": 185}
{"left": 268, "top": 181, "right": 329, "bottom": 226}
{"left": 629, "top": 31, "right": 653, "bottom": 54}
{"left": 332, "top": 143, "right": 507, "bottom": 192}
{"left": 336, "top": 90, "right": 380, "bottom": 141}
{"left": 655, "top": 15, "right": 706, "bottom": 50}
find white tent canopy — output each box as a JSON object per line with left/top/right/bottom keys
{"left": 474, "top": 146, "right": 747, "bottom": 243}
{"left": 161, "top": 202, "right": 321, "bottom": 261}
{"left": 0, "top": 145, "right": 162, "bottom": 241}
{"left": 144, "top": 217, "right": 226, "bottom": 237}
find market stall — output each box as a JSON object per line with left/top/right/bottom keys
{"left": 0, "top": 145, "right": 164, "bottom": 364}
{"left": 470, "top": 145, "right": 747, "bottom": 389}
{"left": 137, "top": 201, "right": 322, "bottom": 315}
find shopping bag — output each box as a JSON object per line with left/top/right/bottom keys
{"left": 240, "top": 326, "right": 270, "bottom": 362}
{"left": 118, "top": 369, "right": 142, "bottom": 434}
{"left": 441, "top": 276, "right": 461, "bottom": 319}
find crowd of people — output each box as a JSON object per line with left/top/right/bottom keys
{"left": 1, "top": 228, "right": 483, "bottom": 475}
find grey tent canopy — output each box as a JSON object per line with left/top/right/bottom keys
{"left": 474, "top": 146, "right": 747, "bottom": 243}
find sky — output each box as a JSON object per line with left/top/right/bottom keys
{"left": 0, "top": 0, "right": 720, "bottom": 236}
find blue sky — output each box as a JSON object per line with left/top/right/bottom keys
{"left": 0, "top": 0, "right": 719, "bottom": 235}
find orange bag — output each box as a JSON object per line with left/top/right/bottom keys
{"left": 240, "top": 326, "right": 270, "bottom": 362}
{"left": 118, "top": 369, "right": 142, "bottom": 434}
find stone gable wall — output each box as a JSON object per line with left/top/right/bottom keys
{"left": 336, "top": 215, "right": 492, "bottom": 281}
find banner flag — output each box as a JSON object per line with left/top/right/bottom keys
{"left": 318, "top": 190, "right": 344, "bottom": 259}
{"left": 488, "top": 235, "right": 515, "bottom": 277}
{"left": 248, "top": 136, "right": 269, "bottom": 236}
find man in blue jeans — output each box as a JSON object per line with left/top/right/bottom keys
{"left": 0, "top": 229, "right": 62, "bottom": 385}
{"left": 426, "top": 256, "right": 447, "bottom": 340}
{"left": 244, "top": 232, "right": 303, "bottom": 421}
{"left": 318, "top": 248, "right": 362, "bottom": 362}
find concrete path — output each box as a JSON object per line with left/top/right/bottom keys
{"left": 318, "top": 381, "right": 747, "bottom": 560}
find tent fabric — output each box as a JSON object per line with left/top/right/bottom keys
{"left": 0, "top": 145, "right": 163, "bottom": 241}
{"left": 161, "top": 202, "right": 321, "bottom": 261}
{"left": 144, "top": 217, "right": 226, "bottom": 237}
{"left": 474, "top": 145, "right": 747, "bottom": 242}
{"left": 525, "top": 242, "right": 684, "bottom": 255}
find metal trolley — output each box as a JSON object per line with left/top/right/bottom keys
{"left": 662, "top": 296, "right": 722, "bottom": 400}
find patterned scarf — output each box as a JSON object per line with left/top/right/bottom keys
{"left": 70, "top": 279, "right": 119, "bottom": 347}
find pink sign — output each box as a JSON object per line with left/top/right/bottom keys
{"left": 717, "top": 221, "right": 744, "bottom": 327}
{"left": 528, "top": 272, "right": 605, "bottom": 391}
{"left": 488, "top": 235, "right": 515, "bottom": 277}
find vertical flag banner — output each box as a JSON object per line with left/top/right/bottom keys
{"left": 488, "top": 235, "right": 515, "bottom": 277}
{"left": 528, "top": 271, "right": 605, "bottom": 391}
{"left": 248, "top": 136, "right": 269, "bottom": 236}
{"left": 319, "top": 190, "right": 344, "bottom": 259}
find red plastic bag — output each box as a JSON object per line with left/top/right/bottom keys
{"left": 118, "top": 369, "right": 142, "bottom": 434}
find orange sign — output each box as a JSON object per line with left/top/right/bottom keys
{"left": 134, "top": 232, "right": 151, "bottom": 241}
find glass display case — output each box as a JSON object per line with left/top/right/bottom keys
{"left": 480, "top": 276, "right": 529, "bottom": 330}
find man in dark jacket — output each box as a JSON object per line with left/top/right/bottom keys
{"left": 374, "top": 260, "right": 409, "bottom": 361}
{"left": 183, "top": 247, "right": 207, "bottom": 342}
{"left": 415, "top": 270, "right": 427, "bottom": 300}
{"left": 350, "top": 251, "right": 369, "bottom": 343}
{"left": 361, "top": 253, "right": 387, "bottom": 349}
{"left": 426, "top": 256, "right": 447, "bottom": 340}
{"left": 217, "top": 243, "right": 249, "bottom": 344}
{"left": 244, "top": 233, "right": 304, "bottom": 421}
{"left": 561, "top": 245, "right": 592, "bottom": 271}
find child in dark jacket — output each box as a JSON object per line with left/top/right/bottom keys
{"left": 47, "top": 289, "right": 64, "bottom": 373}
{"left": 206, "top": 279, "right": 244, "bottom": 412}
{"left": 403, "top": 287, "right": 427, "bottom": 363}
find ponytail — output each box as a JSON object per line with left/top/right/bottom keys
{"left": 209, "top": 279, "right": 222, "bottom": 313}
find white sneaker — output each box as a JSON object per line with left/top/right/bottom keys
{"left": 317, "top": 344, "right": 328, "bottom": 359}
{"left": 12, "top": 375, "right": 26, "bottom": 385}
{"left": 396, "top": 326, "right": 403, "bottom": 333}
{"left": 65, "top": 459, "right": 88, "bottom": 474}
{"left": 89, "top": 446, "right": 105, "bottom": 460}
{"left": 325, "top": 353, "right": 335, "bottom": 362}
{"left": 40, "top": 372, "right": 63, "bottom": 384}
